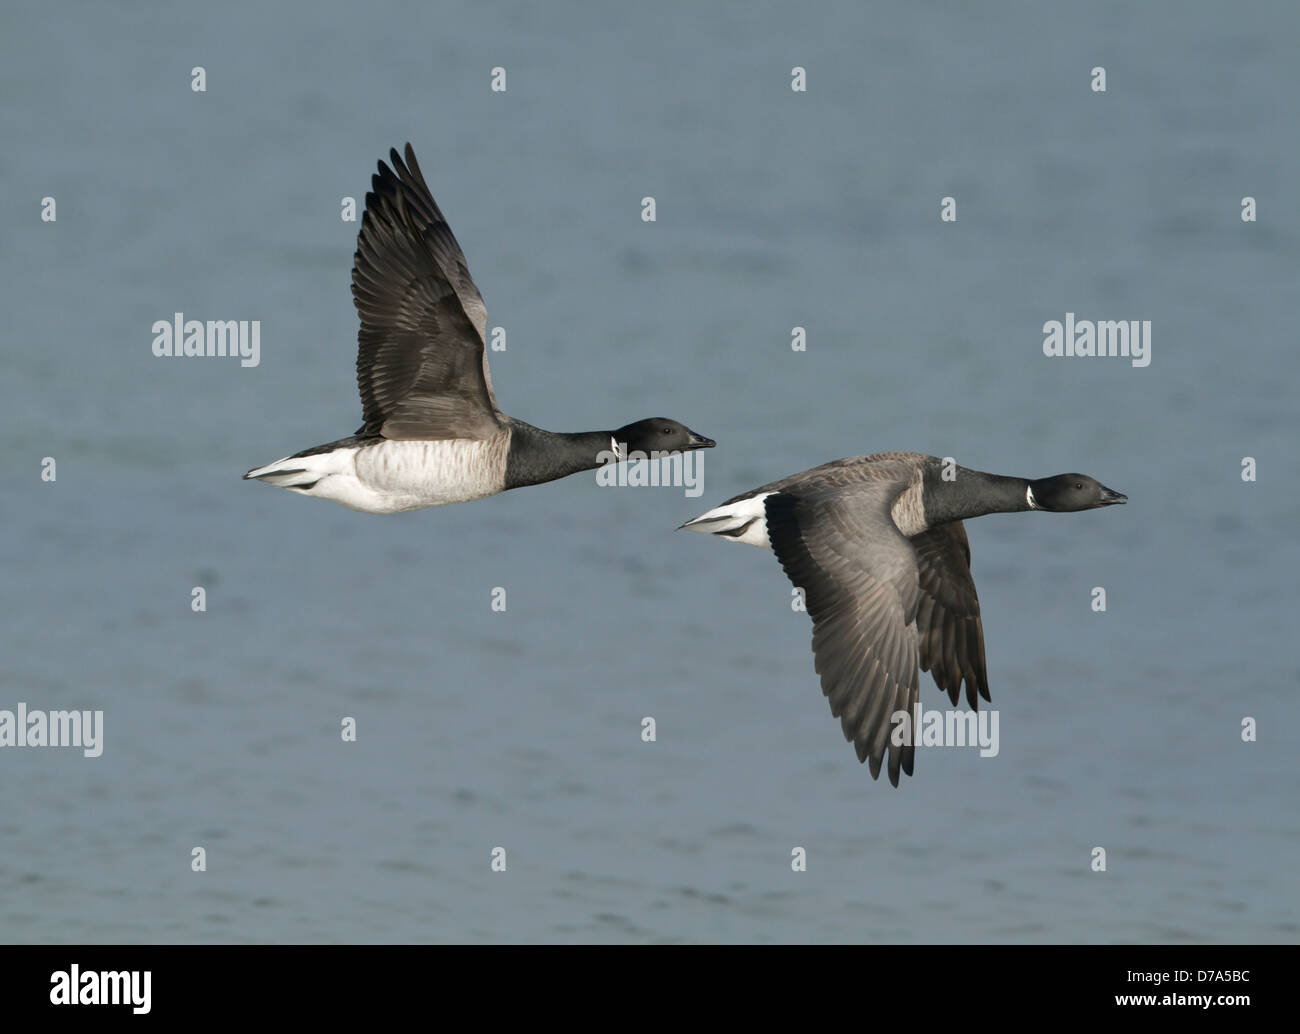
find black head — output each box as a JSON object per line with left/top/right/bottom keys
{"left": 613, "top": 418, "right": 715, "bottom": 456}
{"left": 1029, "top": 474, "right": 1127, "bottom": 512}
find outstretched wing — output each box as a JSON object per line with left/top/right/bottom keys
{"left": 911, "top": 522, "right": 989, "bottom": 708}
{"left": 351, "top": 143, "right": 503, "bottom": 440}
{"left": 764, "top": 484, "right": 922, "bottom": 786}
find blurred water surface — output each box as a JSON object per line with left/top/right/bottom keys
{"left": 1, "top": 1, "right": 1296, "bottom": 942}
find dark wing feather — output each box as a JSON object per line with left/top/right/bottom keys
{"left": 911, "top": 522, "right": 989, "bottom": 708}
{"left": 765, "top": 485, "right": 922, "bottom": 786}
{"left": 351, "top": 143, "right": 503, "bottom": 440}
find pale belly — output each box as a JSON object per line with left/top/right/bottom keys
{"left": 307, "top": 438, "right": 506, "bottom": 514}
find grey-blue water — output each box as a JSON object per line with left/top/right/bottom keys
{"left": 2, "top": 1, "right": 1297, "bottom": 943}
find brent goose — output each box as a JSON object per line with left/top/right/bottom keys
{"left": 244, "top": 144, "right": 714, "bottom": 513}
{"left": 680, "top": 453, "right": 1126, "bottom": 785}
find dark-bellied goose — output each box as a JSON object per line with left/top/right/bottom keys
{"left": 680, "top": 453, "right": 1126, "bottom": 785}
{"left": 244, "top": 144, "right": 714, "bottom": 513}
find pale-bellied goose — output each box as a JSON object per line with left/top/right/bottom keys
{"left": 680, "top": 452, "right": 1126, "bottom": 785}
{"left": 245, "top": 144, "right": 714, "bottom": 514}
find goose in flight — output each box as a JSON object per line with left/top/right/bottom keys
{"left": 681, "top": 453, "right": 1126, "bottom": 784}
{"left": 245, "top": 144, "right": 714, "bottom": 514}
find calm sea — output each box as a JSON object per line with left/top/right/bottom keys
{"left": 1, "top": 0, "right": 1296, "bottom": 942}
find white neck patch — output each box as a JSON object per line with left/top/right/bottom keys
{"left": 1026, "top": 484, "right": 1039, "bottom": 510}
{"left": 610, "top": 436, "right": 626, "bottom": 462}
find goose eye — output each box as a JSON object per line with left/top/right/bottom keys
{"left": 1075, "top": 482, "right": 1083, "bottom": 490}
